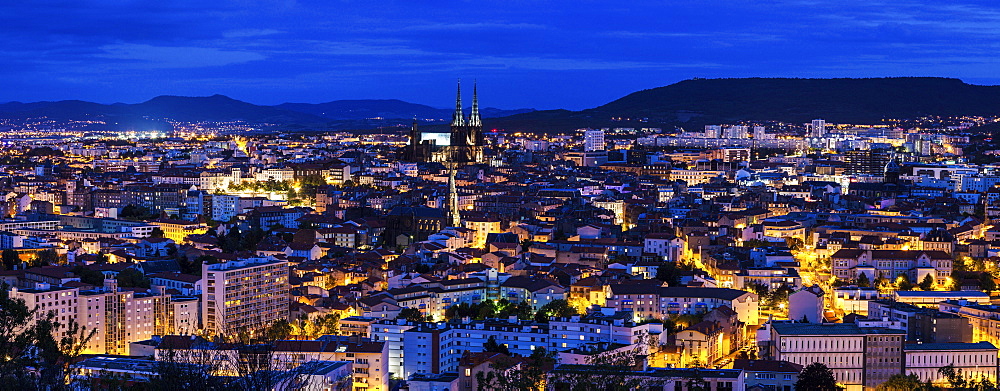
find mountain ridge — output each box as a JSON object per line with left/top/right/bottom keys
{"left": 485, "top": 77, "right": 1000, "bottom": 132}
{"left": 3, "top": 77, "right": 1000, "bottom": 132}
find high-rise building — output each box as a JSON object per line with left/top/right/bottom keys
{"left": 705, "top": 125, "right": 722, "bottom": 138}
{"left": 10, "top": 280, "right": 173, "bottom": 355}
{"left": 843, "top": 149, "right": 892, "bottom": 175}
{"left": 583, "top": 129, "right": 605, "bottom": 152}
{"left": 202, "top": 257, "right": 289, "bottom": 336}
{"left": 810, "top": 119, "right": 827, "bottom": 137}
{"left": 724, "top": 125, "right": 748, "bottom": 139}
{"left": 752, "top": 126, "right": 770, "bottom": 140}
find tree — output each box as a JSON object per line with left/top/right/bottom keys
{"left": 876, "top": 374, "right": 932, "bottom": 391}
{"left": 399, "top": 307, "right": 428, "bottom": 322}
{"left": 288, "top": 313, "right": 340, "bottom": 340}
{"left": 656, "top": 261, "right": 683, "bottom": 286}
{"left": 32, "top": 249, "right": 59, "bottom": 266}
{"left": 72, "top": 266, "right": 106, "bottom": 286}
{"left": 785, "top": 237, "right": 804, "bottom": 251}
{"left": 534, "top": 299, "right": 577, "bottom": 322}
{"left": 896, "top": 274, "right": 914, "bottom": 291}
{"left": 939, "top": 363, "right": 1000, "bottom": 390}
{"left": 981, "top": 273, "right": 997, "bottom": 293}
{"left": 476, "top": 347, "right": 555, "bottom": 391}
{"left": 120, "top": 205, "right": 157, "bottom": 221}
{"left": 0, "top": 283, "right": 96, "bottom": 390}
{"left": 150, "top": 227, "right": 166, "bottom": 239}
{"left": 548, "top": 347, "right": 658, "bottom": 391}
{"left": 116, "top": 268, "right": 151, "bottom": 288}
{"left": 795, "top": 362, "right": 843, "bottom": 391}
{"left": 1, "top": 249, "right": 19, "bottom": 270}
{"left": 856, "top": 273, "right": 871, "bottom": 288}
{"left": 685, "top": 369, "right": 710, "bottom": 391}
{"left": 483, "top": 335, "right": 510, "bottom": 355}
{"left": 919, "top": 274, "right": 935, "bottom": 291}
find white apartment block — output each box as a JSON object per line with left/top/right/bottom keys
{"left": 255, "top": 167, "right": 295, "bottom": 182}
{"left": 401, "top": 319, "right": 549, "bottom": 378}
{"left": 372, "top": 320, "right": 417, "bottom": 379}
{"left": 11, "top": 281, "right": 172, "bottom": 355}
{"left": 583, "top": 129, "right": 605, "bottom": 152}
{"left": 769, "top": 323, "right": 904, "bottom": 391}
{"left": 904, "top": 342, "right": 997, "bottom": 386}
{"left": 202, "top": 257, "right": 290, "bottom": 336}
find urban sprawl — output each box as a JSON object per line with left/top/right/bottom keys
{"left": 5, "top": 87, "right": 1000, "bottom": 391}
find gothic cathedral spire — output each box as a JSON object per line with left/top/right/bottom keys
{"left": 468, "top": 80, "right": 481, "bottom": 128}
{"left": 451, "top": 80, "right": 465, "bottom": 127}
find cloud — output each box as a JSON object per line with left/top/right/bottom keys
{"left": 223, "top": 28, "right": 283, "bottom": 38}
{"left": 459, "top": 55, "right": 719, "bottom": 71}
{"left": 402, "top": 22, "right": 547, "bottom": 31}
{"left": 97, "top": 43, "right": 265, "bottom": 68}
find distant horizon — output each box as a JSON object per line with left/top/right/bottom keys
{"left": 3, "top": 76, "right": 999, "bottom": 112}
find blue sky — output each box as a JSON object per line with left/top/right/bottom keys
{"left": 2, "top": 0, "right": 1000, "bottom": 109}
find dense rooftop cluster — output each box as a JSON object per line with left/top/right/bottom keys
{"left": 3, "top": 115, "right": 1000, "bottom": 390}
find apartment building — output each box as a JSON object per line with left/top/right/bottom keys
{"left": 867, "top": 300, "right": 972, "bottom": 343}
{"left": 11, "top": 280, "right": 173, "bottom": 355}
{"left": 904, "top": 342, "right": 997, "bottom": 387}
{"left": 769, "top": 323, "right": 904, "bottom": 391}
{"left": 401, "top": 318, "right": 550, "bottom": 378}
{"left": 202, "top": 257, "right": 290, "bottom": 335}
{"left": 607, "top": 284, "right": 759, "bottom": 326}
{"left": 549, "top": 309, "right": 663, "bottom": 352}
{"left": 939, "top": 300, "right": 1000, "bottom": 349}
{"left": 831, "top": 249, "right": 952, "bottom": 286}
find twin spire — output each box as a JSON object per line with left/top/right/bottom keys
{"left": 451, "top": 79, "right": 480, "bottom": 127}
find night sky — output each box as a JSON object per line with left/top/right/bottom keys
{"left": 3, "top": 0, "right": 999, "bottom": 110}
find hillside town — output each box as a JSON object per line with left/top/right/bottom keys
{"left": 5, "top": 94, "right": 1000, "bottom": 391}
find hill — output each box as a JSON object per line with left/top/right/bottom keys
{"left": 0, "top": 95, "right": 329, "bottom": 125}
{"left": 4, "top": 78, "right": 1000, "bottom": 133}
{"left": 0, "top": 96, "right": 533, "bottom": 131}
{"left": 487, "top": 77, "right": 1000, "bottom": 132}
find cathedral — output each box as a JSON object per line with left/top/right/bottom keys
{"left": 401, "top": 81, "right": 484, "bottom": 164}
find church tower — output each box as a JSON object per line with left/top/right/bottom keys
{"left": 450, "top": 80, "right": 467, "bottom": 147}
{"left": 884, "top": 157, "right": 901, "bottom": 184}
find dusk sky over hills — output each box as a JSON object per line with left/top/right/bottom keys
{"left": 3, "top": 0, "right": 1000, "bottom": 109}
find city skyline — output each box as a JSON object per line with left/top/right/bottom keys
{"left": 4, "top": 1, "right": 1000, "bottom": 109}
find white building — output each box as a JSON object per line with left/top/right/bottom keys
{"left": 583, "top": 129, "right": 605, "bottom": 152}
{"left": 810, "top": 119, "right": 827, "bottom": 138}
{"left": 788, "top": 285, "right": 824, "bottom": 323}
{"left": 202, "top": 257, "right": 289, "bottom": 336}
{"left": 904, "top": 342, "right": 997, "bottom": 386}
{"left": 211, "top": 194, "right": 240, "bottom": 223}
{"left": 770, "top": 322, "right": 904, "bottom": 391}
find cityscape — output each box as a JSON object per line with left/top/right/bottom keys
{"left": 7, "top": 2, "right": 1000, "bottom": 391}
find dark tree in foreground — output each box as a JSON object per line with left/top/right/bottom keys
{"left": 919, "top": 274, "right": 935, "bottom": 291}
{"left": 476, "top": 347, "right": 556, "bottom": 391}
{"left": 483, "top": 335, "right": 510, "bottom": 355}
{"left": 0, "top": 283, "right": 95, "bottom": 390}
{"left": 548, "top": 348, "right": 658, "bottom": 391}
{"left": 795, "top": 362, "right": 843, "bottom": 391}
{"left": 938, "top": 364, "right": 999, "bottom": 390}
{"left": 856, "top": 273, "right": 870, "bottom": 288}
{"left": 534, "top": 299, "right": 577, "bottom": 322}
{"left": 116, "top": 268, "right": 151, "bottom": 288}
{"left": 1, "top": 249, "right": 19, "bottom": 270}
{"left": 398, "top": 307, "right": 429, "bottom": 322}
{"left": 875, "top": 374, "right": 935, "bottom": 391}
